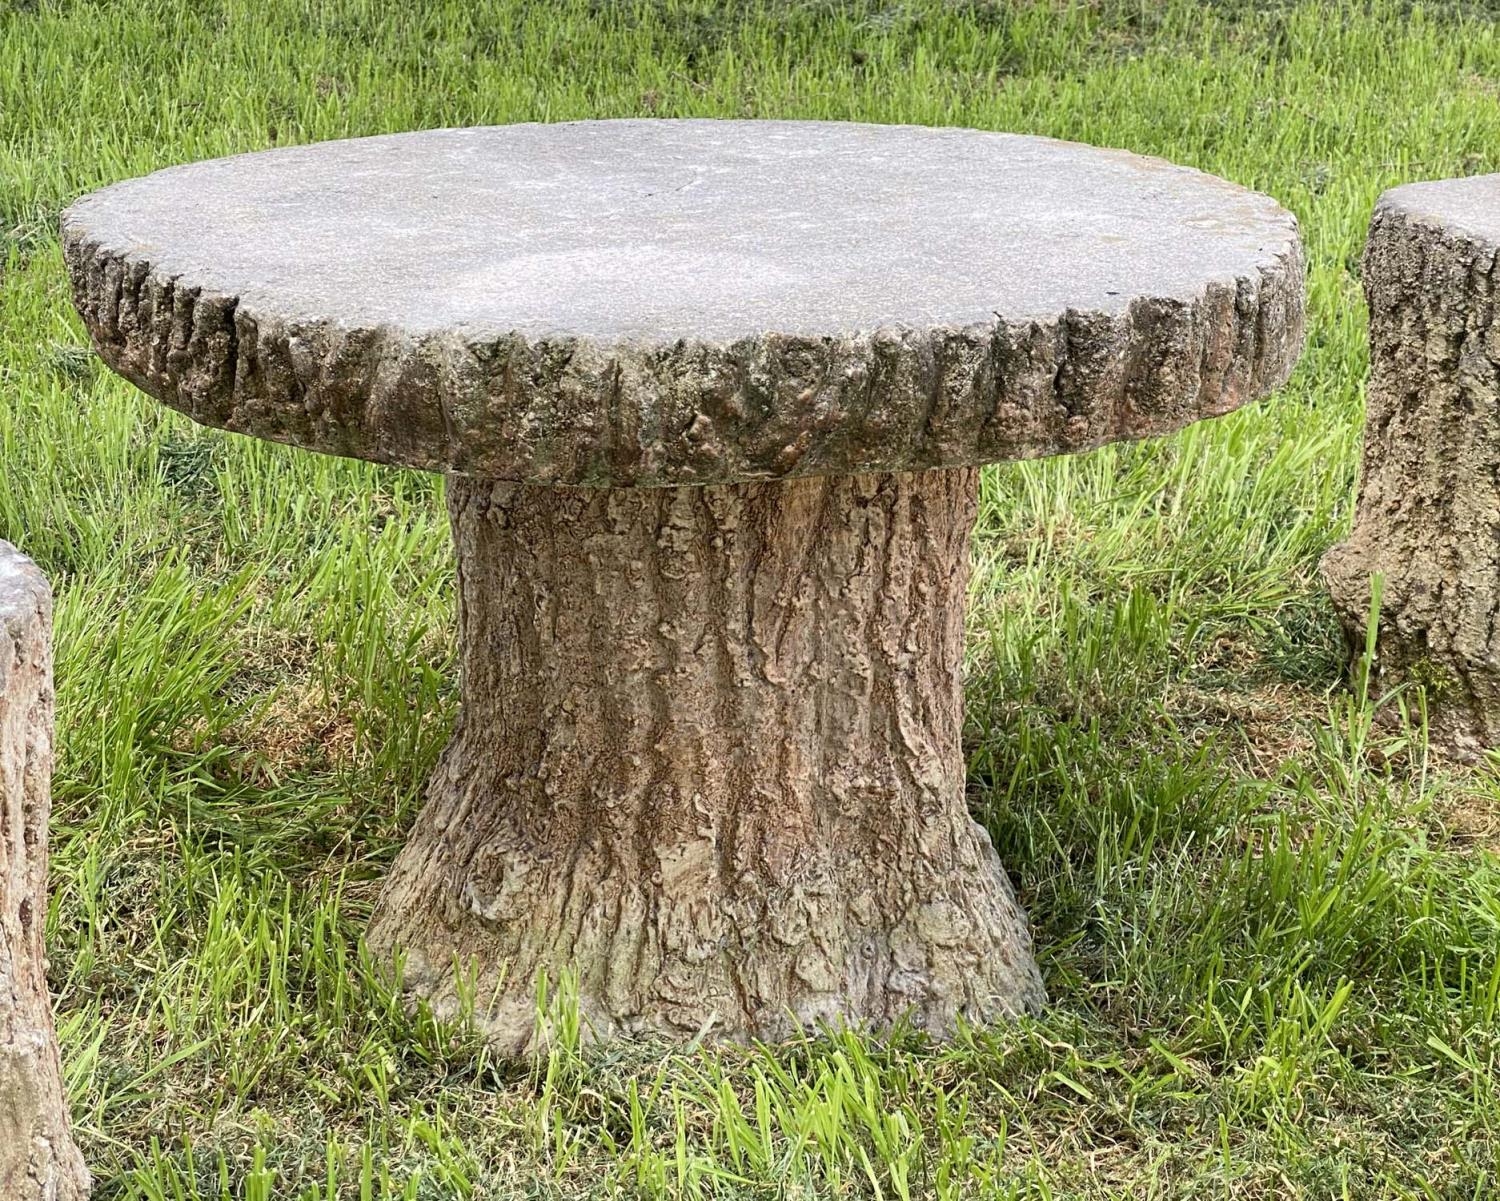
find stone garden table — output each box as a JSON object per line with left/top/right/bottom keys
{"left": 63, "top": 121, "right": 1305, "bottom": 1052}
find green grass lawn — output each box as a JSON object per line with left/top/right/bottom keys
{"left": 4, "top": 0, "right": 1500, "bottom": 1196}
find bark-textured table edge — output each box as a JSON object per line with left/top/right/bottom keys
{"left": 61, "top": 182, "right": 1306, "bottom": 487}
{"left": 0, "top": 543, "right": 89, "bottom": 1199}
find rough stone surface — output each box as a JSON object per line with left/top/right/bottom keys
{"left": 0, "top": 543, "right": 89, "bottom": 1199}
{"left": 63, "top": 120, "right": 1305, "bottom": 487}
{"left": 1324, "top": 176, "right": 1500, "bottom": 757}
{"left": 367, "top": 468, "right": 1044, "bottom": 1051}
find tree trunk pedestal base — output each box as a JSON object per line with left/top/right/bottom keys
{"left": 367, "top": 468, "right": 1044, "bottom": 1053}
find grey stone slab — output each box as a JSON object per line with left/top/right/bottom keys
{"left": 64, "top": 120, "right": 1306, "bottom": 486}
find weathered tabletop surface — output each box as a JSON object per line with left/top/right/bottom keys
{"left": 65, "top": 121, "right": 1306, "bottom": 1053}
{"left": 64, "top": 120, "right": 1303, "bottom": 487}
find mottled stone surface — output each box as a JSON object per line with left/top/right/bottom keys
{"left": 369, "top": 468, "right": 1045, "bottom": 1051}
{"left": 0, "top": 544, "right": 89, "bottom": 1199}
{"left": 1324, "top": 175, "right": 1500, "bottom": 757}
{"left": 63, "top": 121, "right": 1305, "bottom": 486}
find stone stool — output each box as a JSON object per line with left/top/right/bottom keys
{"left": 1324, "top": 176, "right": 1500, "bottom": 757}
{"left": 0, "top": 543, "right": 88, "bottom": 1199}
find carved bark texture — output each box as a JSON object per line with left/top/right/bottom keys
{"left": 61, "top": 123, "right": 1306, "bottom": 487}
{"left": 1323, "top": 185, "right": 1500, "bottom": 757}
{"left": 368, "top": 469, "right": 1044, "bottom": 1051}
{"left": 0, "top": 543, "right": 88, "bottom": 1200}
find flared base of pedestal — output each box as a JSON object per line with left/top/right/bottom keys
{"left": 369, "top": 765, "right": 1044, "bottom": 1053}
{"left": 367, "top": 468, "right": 1044, "bottom": 1053}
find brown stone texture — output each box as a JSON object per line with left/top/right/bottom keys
{"left": 1323, "top": 178, "right": 1500, "bottom": 757}
{"left": 0, "top": 543, "right": 88, "bottom": 1199}
{"left": 367, "top": 468, "right": 1044, "bottom": 1050}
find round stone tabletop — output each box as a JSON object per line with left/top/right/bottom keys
{"left": 63, "top": 120, "right": 1305, "bottom": 486}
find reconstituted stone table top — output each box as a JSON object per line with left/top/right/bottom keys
{"left": 63, "top": 120, "right": 1305, "bottom": 486}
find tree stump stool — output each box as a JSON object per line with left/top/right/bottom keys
{"left": 1324, "top": 176, "right": 1500, "bottom": 757}
{"left": 63, "top": 121, "right": 1305, "bottom": 1052}
{"left": 0, "top": 543, "right": 88, "bottom": 1199}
